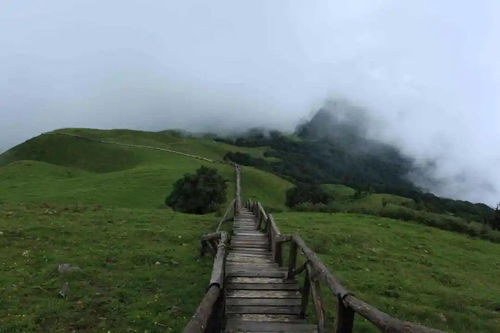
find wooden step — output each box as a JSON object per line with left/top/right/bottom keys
{"left": 226, "top": 265, "right": 279, "bottom": 272}
{"left": 230, "top": 247, "right": 269, "bottom": 253}
{"left": 227, "top": 253, "right": 271, "bottom": 259}
{"left": 232, "top": 234, "right": 267, "bottom": 239}
{"left": 226, "top": 305, "right": 301, "bottom": 315}
{"left": 227, "top": 283, "right": 299, "bottom": 290}
{"left": 233, "top": 232, "right": 263, "bottom": 236}
{"left": 226, "top": 290, "right": 301, "bottom": 298}
{"left": 227, "top": 277, "right": 294, "bottom": 284}
{"left": 231, "top": 243, "right": 268, "bottom": 249}
{"left": 225, "top": 319, "right": 318, "bottom": 332}
{"left": 225, "top": 297, "right": 302, "bottom": 306}
{"left": 222, "top": 209, "right": 314, "bottom": 333}
{"left": 226, "top": 314, "right": 301, "bottom": 322}
{"left": 226, "top": 256, "right": 274, "bottom": 264}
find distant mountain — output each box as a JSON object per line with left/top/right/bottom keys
{"left": 223, "top": 102, "right": 417, "bottom": 193}
{"left": 221, "top": 102, "right": 495, "bottom": 227}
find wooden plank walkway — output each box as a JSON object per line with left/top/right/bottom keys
{"left": 224, "top": 208, "right": 318, "bottom": 333}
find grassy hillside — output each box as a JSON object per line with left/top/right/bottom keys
{"left": 0, "top": 129, "right": 292, "bottom": 210}
{"left": 49, "top": 128, "right": 274, "bottom": 162}
{"left": 275, "top": 211, "right": 500, "bottom": 332}
{"left": 1, "top": 128, "right": 498, "bottom": 332}
{"left": 0, "top": 203, "right": 215, "bottom": 332}
{"left": 0, "top": 128, "right": 293, "bottom": 332}
{"left": 293, "top": 184, "right": 500, "bottom": 243}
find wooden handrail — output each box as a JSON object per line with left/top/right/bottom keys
{"left": 182, "top": 285, "right": 221, "bottom": 333}
{"left": 184, "top": 231, "right": 229, "bottom": 333}
{"left": 184, "top": 165, "right": 242, "bottom": 333}
{"left": 246, "top": 199, "right": 444, "bottom": 333}
{"left": 216, "top": 199, "right": 236, "bottom": 232}
{"left": 234, "top": 165, "right": 241, "bottom": 213}
{"left": 292, "top": 234, "right": 349, "bottom": 298}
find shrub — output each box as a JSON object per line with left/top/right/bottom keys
{"left": 165, "top": 166, "right": 227, "bottom": 214}
{"left": 286, "top": 184, "right": 332, "bottom": 208}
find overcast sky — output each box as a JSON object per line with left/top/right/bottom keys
{"left": 1, "top": 1, "right": 500, "bottom": 204}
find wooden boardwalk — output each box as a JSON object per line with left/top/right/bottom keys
{"left": 183, "top": 165, "right": 443, "bottom": 333}
{"left": 224, "top": 207, "right": 317, "bottom": 333}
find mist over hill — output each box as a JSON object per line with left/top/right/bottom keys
{"left": 221, "top": 102, "right": 496, "bottom": 230}
{"left": 224, "top": 101, "right": 420, "bottom": 193}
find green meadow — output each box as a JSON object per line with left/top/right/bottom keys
{"left": 275, "top": 212, "right": 500, "bottom": 332}
{"left": 0, "top": 128, "right": 498, "bottom": 332}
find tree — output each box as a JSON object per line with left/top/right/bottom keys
{"left": 165, "top": 166, "right": 227, "bottom": 214}
{"left": 489, "top": 203, "right": 500, "bottom": 230}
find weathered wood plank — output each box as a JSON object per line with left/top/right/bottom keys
{"left": 226, "top": 290, "right": 301, "bottom": 298}
{"left": 226, "top": 269, "right": 283, "bottom": 275}
{"left": 231, "top": 242, "right": 269, "bottom": 247}
{"left": 225, "top": 319, "right": 318, "bottom": 332}
{"left": 230, "top": 247, "right": 269, "bottom": 253}
{"left": 231, "top": 244, "right": 269, "bottom": 248}
{"left": 227, "top": 314, "right": 300, "bottom": 322}
{"left": 227, "top": 253, "right": 271, "bottom": 259}
{"left": 232, "top": 235, "right": 267, "bottom": 240}
{"left": 227, "top": 305, "right": 301, "bottom": 315}
{"left": 227, "top": 283, "right": 299, "bottom": 290}
{"left": 233, "top": 232, "right": 263, "bottom": 236}
{"left": 227, "top": 258, "right": 274, "bottom": 265}
{"left": 227, "top": 277, "right": 295, "bottom": 284}
{"left": 225, "top": 297, "right": 302, "bottom": 306}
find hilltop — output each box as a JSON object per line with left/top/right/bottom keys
{"left": 0, "top": 128, "right": 292, "bottom": 210}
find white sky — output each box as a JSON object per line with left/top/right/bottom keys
{"left": 1, "top": 1, "right": 500, "bottom": 204}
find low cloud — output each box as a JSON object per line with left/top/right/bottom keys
{"left": 1, "top": 1, "right": 499, "bottom": 204}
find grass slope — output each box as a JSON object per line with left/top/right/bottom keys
{"left": 0, "top": 130, "right": 291, "bottom": 210}
{"left": 0, "top": 128, "right": 293, "bottom": 331}
{"left": 0, "top": 203, "right": 215, "bottom": 332}
{"left": 275, "top": 211, "right": 500, "bottom": 332}
{"left": 1, "top": 128, "right": 498, "bottom": 332}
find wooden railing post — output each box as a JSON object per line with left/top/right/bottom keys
{"left": 273, "top": 239, "right": 283, "bottom": 266}
{"left": 287, "top": 240, "right": 298, "bottom": 279}
{"left": 184, "top": 232, "right": 228, "bottom": 333}
{"left": 266, "top": 217, "right": 272, "bottom": 250}
{"left": 310, "top": 277, "right": 326, "bottom": 333}
{"left": 206, "top": 294, "right": 224, "bottom": 333}
{"left": 335, "top": 295, "right": 355, "bottom": 333}
{"left": 300, "top": 264, "right": 311, "bottom": 319}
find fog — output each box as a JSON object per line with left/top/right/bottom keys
{"left": 1, "top": 1, "right": 500, "bottom": 205}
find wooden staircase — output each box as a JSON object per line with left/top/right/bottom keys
{"left": 183, "top": 165, "right": 443, "bottom": 333}
{"left": 224, "top": 208, "right": 317, "bottom": 333}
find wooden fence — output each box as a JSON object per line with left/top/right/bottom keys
{"left": 182, "top": 166, "right": 240, "bottom": 333}
{"left": 246, "top": 199, "right": 444, "bottom": 333}
{"left": 183, "top": 165, "right": 444, "bottom": 333}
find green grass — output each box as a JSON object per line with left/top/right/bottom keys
{"left": 49, "top": 128, "right": 275, "bottom": 162}
{"left": 0, "top": 203, "right": 215, "bottom": 332}
{"left": 274, "top": 211, "right": 500, "bottom": 332}
{"left": 0, "top": 130, "right": 291, "bottom": 210}
{"left": 1, "top": 127, "right": 498, "bottom": 332}
{"left": 241, "top": 166, "right": 293, "bottom": 212}
{"left": 0, "top": 128, "right": 293, "bottom": 332}
{"left": 321, "top": 183, "right": 356, "bottom": 199}
{"left": 297, "top": 186, "right": 500, "bottom": 242}
{"left": 351, "top": 193, "right": 415, "bottom": 210}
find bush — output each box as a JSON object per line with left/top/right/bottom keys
{"left": 286, "top": 184, "right": 332, "bottom": 208}
{"left": 165, "top": 166, "right": 227, "bottom": 214}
